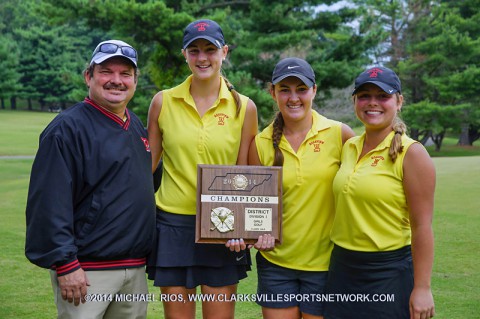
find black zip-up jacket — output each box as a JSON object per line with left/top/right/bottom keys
{"left": 25, "top": 98, "right": 156, "bottom": 276}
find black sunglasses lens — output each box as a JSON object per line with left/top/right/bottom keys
{"left": 92, "top": 43, "right": 137, "bottom": 60}
{"left": 99, "top": 43, "right": 119, "bottom": 54}
{"left": 121, "top": 47, "right": 137, "bottom": 58}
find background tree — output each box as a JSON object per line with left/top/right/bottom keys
{"left": 0, "top": 0, "right": 27, "bottom": 109}
{"left": 399, "top": 0, "right": 480, "bottom": 146}
{"left": 0, "top": 36, "right": 21, "bottom": 110}
{"left": 351, "top": 0, "right": 480, "bottom": 148}
{"left": 401, "top": 100, "right": 459, "bottom": 151}
{"left": 38, "top": 0, "right": 375, "bottom": 127}
{"left": 0, "top": 0, "right": 97, "bottom": 111}
{"left": 39, "top": 0, "right": 193, "bottom": 119}
{"left": 1, "top": 0, "right": 479, "bottom": 149}
{"left": 15, "top": 23, "right": 92, "bottom": 111}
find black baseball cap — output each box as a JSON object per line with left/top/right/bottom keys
{"left": 272, "top": 57, "right": 316, "bottom": 88}
{"left": 353, "top": 66, "right": 401, "bottom": 95}
{"left": 183, "top": 19, "right": 225, "bottom": 49}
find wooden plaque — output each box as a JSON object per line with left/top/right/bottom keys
{"left": 196, "top": 165, "right": 282, "bottom": 244}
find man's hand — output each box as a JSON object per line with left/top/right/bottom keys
{"left": 58, "top": 268, "right": 90, "bottom": 306}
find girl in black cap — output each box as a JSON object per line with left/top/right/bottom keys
{"left": 324, "top": 66, "right": 436, "bottom": 319}
{"left": 146, "top": 19, "right": 262, "bottom": 319}
{"left": 249, "top": 57, "right": 355, "bottom": 319}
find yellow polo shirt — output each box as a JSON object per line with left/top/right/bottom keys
{"left": 331, "top": 131, "right": 418, "bottom": 251}
{"left": 255, "top": 111, "right": 343, "bottom": 271}
{"left": 156, "top": 75, "right": 248, "bottom": 215}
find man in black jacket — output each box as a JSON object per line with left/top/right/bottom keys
{"left": 25, "top": 39, "right": 156, "bottom": 319}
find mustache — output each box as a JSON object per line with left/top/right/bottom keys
{"left": 104, "top": 83, "right": 127, "bottom": 90}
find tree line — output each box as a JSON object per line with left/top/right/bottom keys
{"left": 0, "top": 0, "right": 479, "bottom": 149}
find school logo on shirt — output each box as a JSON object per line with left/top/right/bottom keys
{"left": 371, "top": 155, "right": 384, "bottom": 166}
{"left": 141, "top": 137, "right": 151, "bottom": 152}
{"left": 309, "top": 140, "right": 324, "bottom": 152}
{"left": 214, "top": 113, "right": 230, "bottom": 126}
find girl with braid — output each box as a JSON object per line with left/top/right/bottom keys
{"left": 146, "top": 19, "right": 259, "bottom": 319}
{"left": 324, "top": 67, "right": 436, "bottom": 319}
{"left": 248, "top": 57, "right": 355, "bottom": 319}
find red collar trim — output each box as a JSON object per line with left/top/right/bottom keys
{"left": 84, "top": 97, "right": 130, "bottom": 130}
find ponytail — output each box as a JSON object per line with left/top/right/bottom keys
{"left": 389, "top": 114, "right": 406, "bottom": 163}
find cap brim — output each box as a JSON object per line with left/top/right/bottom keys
{"left": 90, "top": 52, "right": 137, "bottom": 67}
{"left": 272, "top": 73, "right": 315, "bottom": 88}
{"left": 352, "top": 81, "right": 398, "bottom": 95}
{"left": 183, "top": 36, "right": 223, "bottom": 49}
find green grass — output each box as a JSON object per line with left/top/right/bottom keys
{"left": 426, "top": 137, "right": 480, "bottom": 157}
{"left": 430, "top": 157, "right": 480, "bottom": 317}
{"left": 0, "top": 110, "right": 58, "bottom": 155}
{"left": 0, "top": 159, "right": 59, "bottom": 318}
{"left": 352, "top": 126, "right": 480, "bottom": 157}
{"left": 1, "top": 110, "right": 479, "bottom": 318}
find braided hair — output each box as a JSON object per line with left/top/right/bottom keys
{"left": 389, "top": 113, "right": 406, "bottom": 163}
{"left": 271, "top": 112, "right": 285, "bottom": 166}
{"left": 222, "top": 76, "right": 241, "bottom": 117}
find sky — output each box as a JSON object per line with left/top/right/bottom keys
{"left": 316, "top": 0, "right": 355, "bottom": 12}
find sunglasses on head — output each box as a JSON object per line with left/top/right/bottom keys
{"left": 92, "top": 43, "right": 137, "bottom": 59}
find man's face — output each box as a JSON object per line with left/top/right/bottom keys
{"left": 85, "top": 57, "right": 137, "bottom": 114}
